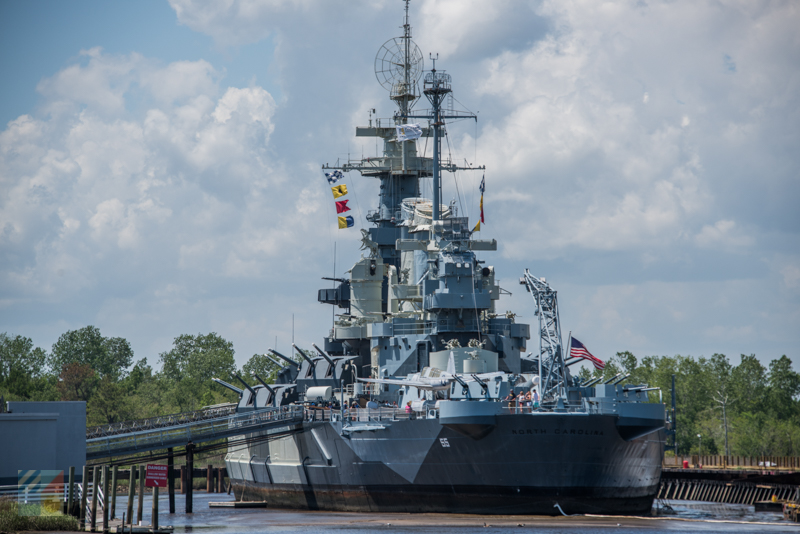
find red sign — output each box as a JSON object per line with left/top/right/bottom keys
{"left": 145, "top": 464, "right": 168, "bottom": 488}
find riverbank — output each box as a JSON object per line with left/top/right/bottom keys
{"left": 0, "top": 497, "right": 78, "bottom": 532}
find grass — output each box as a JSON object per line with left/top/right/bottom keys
{"left": 0, "top": 497, "right": 79, "bottom": 532}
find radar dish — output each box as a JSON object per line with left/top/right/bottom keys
{"left": 374, "top": 37, "right": 423, "bottom": 91}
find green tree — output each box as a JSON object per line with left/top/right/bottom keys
{"left": 730, "top": 354, "right": 768, "bottom": 414}
{"left": 543, "top": 349, "right": 799, "bottom": 456}
{"left": 0, "top": 333, "right": 49, "bottom": 398}
{"left": 241, "top": 353, "right": 281, "bottom": 386}
{"left": 709, "top": 353, "right": 734, "bottom": 455}
{"left": 56, "top": 363, "right": 98, "bottom": 401}
{"left": 50, "top": 326, "right": 133, "bottom": 379}
{"left": 128, "top": 375, "right": 170, "bottom": 419}
{"left": 88, "top": 377, "right": 135, "bottom": 425}
{"left": 158, "top": 333, "right": 237, "bottom": 411}
{"left": 766, "top": 355, "right": 800, "bottom": 419}
{"left": 121, "top": 358, "right": 152, "bottom": 393}
{"left": 614, "top": 351, "right": 638, "bottom": 377}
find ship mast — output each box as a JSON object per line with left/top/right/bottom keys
{"left": 320, "top": 0, "right": 483, "bottom": 266}
{"left": 405, "top": 59, "right": 482, "bottom": 223}
{"left": 400, "top": 0, "right": 412, "bottom": 119}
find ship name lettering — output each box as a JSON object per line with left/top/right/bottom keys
{"left": 511, "top": 429, "right": 546, "bottom": 435}
{"left": 553, "top": 429, "right": 604, "bottom": 436}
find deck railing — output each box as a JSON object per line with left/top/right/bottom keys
{"left": 87, "top": 405, "right": 304, "bottom": 458}
{"left": 86, "top": 403, "right": 237, "bottom": 439}
{"left": 663, "top": 455, "right": 800, "bottom": 470}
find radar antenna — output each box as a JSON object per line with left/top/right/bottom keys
{"left": 374, "top": 0, "right": 423, "bottom": 116}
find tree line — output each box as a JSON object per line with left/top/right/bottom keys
{"left": 578, "top": 351, "right": 800, "bottom": 457}
{"left": 0, "top": 326, "right": 290, "bottom": 426}
{"left": 1, "top": 326, "right": 798, "bottom": 456}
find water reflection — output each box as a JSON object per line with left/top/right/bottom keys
{"left": 110, "top": 492, "right": 795, "bottom": 533}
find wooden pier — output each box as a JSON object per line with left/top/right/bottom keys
{"left": 658, "top": 455, "right": 800, "bottom": 507}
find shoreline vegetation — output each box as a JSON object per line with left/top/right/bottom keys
{"left": 0, "top": 497, "right": 79, "bottom": 532}
{"left": 1, "top": 327, "right": 798, "bottom": 456}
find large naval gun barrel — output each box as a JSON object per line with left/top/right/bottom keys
{"left": 264, "top": 353, "right": 285, "bottom": 369}
{"left": 253, "top": 373, "right": 276, "bottom": 407}
{"left": 234, "top": 373, "right": 257, "bottom": 400}
{"left": 252, "top": 373, "right": 275, "bottom": 394}
{"left": 604, "top": 373, "right": 622, "bottom": 384}
{"left": 610, "top": 373, "right": 630, "bottom": 385}
{"left": 292, "top": 343, "right": 316, "bottom": 367}
{"left": 212, "top": 377, "right": 243, "bottom": 395}
{"left": 312, "top": 343, "right": 335, "bottom": 366}
{"left": 268, "top": 348, "right": 299, "bottom": 367}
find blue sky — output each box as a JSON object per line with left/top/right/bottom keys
{"left": 0, "top": 1, "right": 279, "bottom": 125}
{"left": 1, "top": 0, "right": 798, "bottom": 373}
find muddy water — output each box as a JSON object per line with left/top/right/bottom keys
{"left": 111, "top": 493, "right": 795, "bottom": 533}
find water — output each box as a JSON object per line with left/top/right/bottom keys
{"left": 110, "top": 493, "right": 796, "bottom": 534}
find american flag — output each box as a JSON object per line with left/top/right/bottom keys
{"left": 570, "top": 337, "right": 605, "bottom": 370}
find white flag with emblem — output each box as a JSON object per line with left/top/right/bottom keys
{"left": 396, "top": 123, "right": 422, "bottom": 142}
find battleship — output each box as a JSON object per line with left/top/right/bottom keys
{"left": 219, "top": 1, "right": 666, "bottom": 515}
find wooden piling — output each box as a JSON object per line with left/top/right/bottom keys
{"left": 207, "top": 464, "right": 213, "bottom": 492}
{"left": 180, "top": 465, "right": 186, "bottom": 495}
{"left": 102, "top": 466, "right": 109, "bottom": 533}
{"left": 67, "top": 466, "right": 75, "bottom": 517}
{"left": 91, "top": 466, "right": 99, "bottom": 532}
{"left": 168, "top": 448, "right": 175, "bottom": 514}
{"left": 152, "top": 487, "right": 159, "bottom": 531}
{"left": 126, "top": 466, "right": 135, "bottom": 525}
{"left": 80, "top": 465, "right": 88, "bottom": 530}
{"left": 216, "top": 467, "right": 223, "bottom": 493}
{"left": 137, "top": 465, "right": 144, "bottom": 525}
{"left": 110, "top": 466, "right": 117, "bottom": 520}
{"left": 186, "top": 442, "right": 194, "bottom": 514}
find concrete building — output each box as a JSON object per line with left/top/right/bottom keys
{"left": 0, "top": 401, "right": 86, "bottom": 486}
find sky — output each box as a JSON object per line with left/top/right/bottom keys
{"left": 1, "top": 0, "right": 798, "bottom": 374}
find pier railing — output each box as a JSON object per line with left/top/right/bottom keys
{"left": 658, "top": 478, "right": 799, "bottom": 504}
{"left": 87, "top": 405, "right": 304, "bottom": 459}
{"left": 306, "top": 407, "right": 413, "bottom": 423}
{"left": 664, "top": 455, "right": 800, "bottom": 470}
{"left": 86, "top": 403, "right": 238, "bottom": 439}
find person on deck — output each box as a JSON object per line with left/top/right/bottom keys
{"left": 504, "top": 391, "right": 516, "bottom": 411}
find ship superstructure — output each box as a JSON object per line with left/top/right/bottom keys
{"left": 222, "top": 1, "right": 666, "bottom": 515}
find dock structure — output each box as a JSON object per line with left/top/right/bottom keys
{"left": 658, "top": 477, "right": 799, "bottom": 505}
{"left": 75, "top": 404, "right": 303, "bottom": 521}
{"left": 659, "top": 457, "right": 800, "bottom": 506}
{"left": 86, "top": 405, "right": 304, "bottom": 460}
{"left": 663, "top": 454, "right": 800, "bottom": 470}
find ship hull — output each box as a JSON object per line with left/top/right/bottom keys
{"left": 236, "top": 483, "right": 658, "bottom": 515}
{"left": 226, "top": 412, "right": 664, "bottom": 515}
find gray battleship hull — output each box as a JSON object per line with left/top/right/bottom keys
{"left": 227, "top": 412, "right": 664, "bottom": 515}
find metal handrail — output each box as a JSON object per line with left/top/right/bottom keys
{"left": 0, "top": 483, "right": 68, "bottom": 501}
{"left": 74, "top": 483, "right": 103, "bottom": 524}
{"left": 391, "top": 321, "right": 434, "bottom": 335}
{"left": 87, "top": 404, "right": 237, "bottom": 439}
{"left": 87, "top": 405, "right": 304, "bottom": 458}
